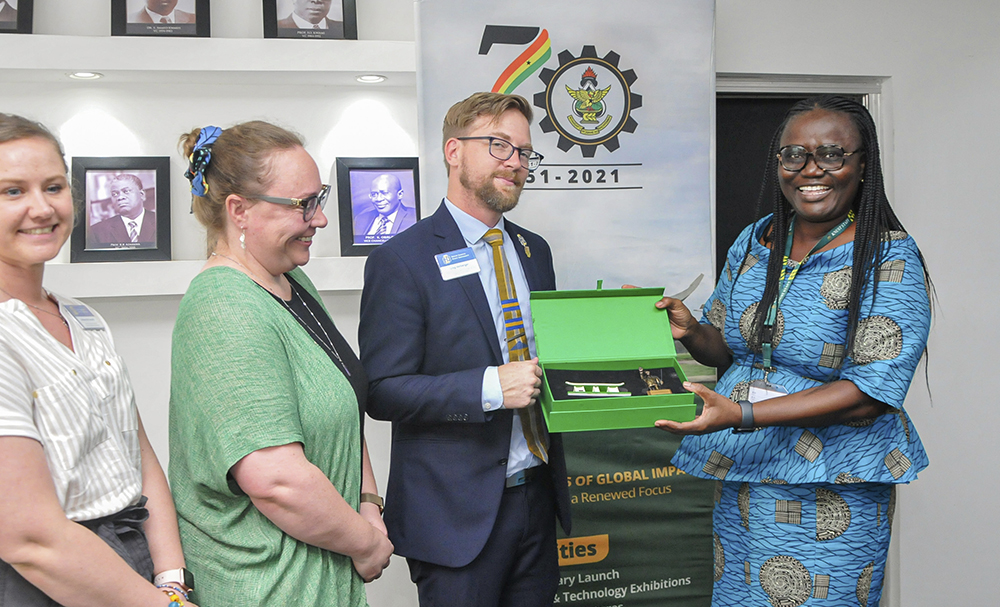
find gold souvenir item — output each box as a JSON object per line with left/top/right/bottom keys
{"left": 639, "top": 367, "right": 673, "bottom": 395}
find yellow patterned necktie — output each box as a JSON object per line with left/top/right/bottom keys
{"left": 482, "top": 229, "right": 548, "bottom": 463}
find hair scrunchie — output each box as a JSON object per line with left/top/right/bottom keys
{"left": 184, "top": 125, "right": 222, "bottom": 197}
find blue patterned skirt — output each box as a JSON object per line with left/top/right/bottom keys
{"left": 712, "top": 481, "right": 893, "bottom": 607}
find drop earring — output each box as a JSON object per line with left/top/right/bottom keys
{"left": 240, "top": 229, "right": 246, "bottom": 250}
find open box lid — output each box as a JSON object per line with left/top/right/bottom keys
{"left": 529, "top": 287, "right": 678, "bottom": 364}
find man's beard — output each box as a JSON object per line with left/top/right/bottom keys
{"left": 460, "top": 166, "right": 523, "bottom": 214}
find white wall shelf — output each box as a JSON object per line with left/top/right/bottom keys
{"left": 44, "top": 256, "right": 367, "bottom": 298}
{"left": 3, "top": 32, "right": 413, "bottom": 300}
{"left": 0, "top": 34, "right": 416, "bottom": 86}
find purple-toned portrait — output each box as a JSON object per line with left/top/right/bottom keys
{"left": 349, "top": 169, "right": 418, "bottom": 245}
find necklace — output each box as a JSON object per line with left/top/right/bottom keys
{"left": 287, "top": 281, "right": 351, "bottom": 376}
{"left": 0, "top": 285, "right": 69, "bottom": 328}
{"left": 211, "top": 252, "right": 350, "bottom": 376}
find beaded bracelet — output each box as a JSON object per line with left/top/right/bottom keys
{"left": 160, "top": 588, "right": 186, "bottom": 607}
{"left": 156, "top": 584, "right": 189, "bottom": 601}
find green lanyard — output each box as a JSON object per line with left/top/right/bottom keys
{"left": 761, "top": 212, "right": 854, "bottom": 369}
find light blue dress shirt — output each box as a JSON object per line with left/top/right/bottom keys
{"left": 444, "top": 199, "right": 543, "bottom": 477}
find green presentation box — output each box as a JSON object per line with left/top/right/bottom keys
{"left": 530, "top": 287, "right": 697, "bottom": 432}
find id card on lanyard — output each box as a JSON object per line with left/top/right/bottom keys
{"left": 757, "top": 212, "right": 853, "bottom": 397}
{"left": 748, "top": 379, "right": 788, "bottom": 403}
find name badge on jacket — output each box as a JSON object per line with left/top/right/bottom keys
{"left": 436, "top": 247, "right": 481, "bottom": 281}
{"left": 63, "top": 304, "right": 105, "bottom": 330}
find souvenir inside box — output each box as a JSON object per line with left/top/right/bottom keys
{"left": 546, "top": 366, "right": 687, "bottom": 400}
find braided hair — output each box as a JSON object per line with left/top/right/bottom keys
{"left": 735, "top": 95, "right": 933, "bottom": 366}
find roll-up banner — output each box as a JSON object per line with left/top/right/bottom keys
{"left": 416, "top": 1, "right": 717, "bottom": 604}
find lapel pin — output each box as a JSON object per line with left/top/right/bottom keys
{"left": 517, "top": 233, "right": 531, "bottom": 258}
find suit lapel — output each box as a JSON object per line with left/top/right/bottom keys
{"left": 431, "top": 202, "right": 503, "bottom": 365}
{"left": 111, "top": 217, "right": 129, "bottom": 242}
{"left": 139, "top": 211, "right": 156, "bottom": 242}
{"left": 505, "top": 222, "right": 540, "bottom": 291}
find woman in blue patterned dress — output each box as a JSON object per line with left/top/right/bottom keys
{"left": 656, "top": 96, "right": 932, "bottom": 607}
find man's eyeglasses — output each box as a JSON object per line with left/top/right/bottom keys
{"left": 777, "top": 145, "right": 862, "bottom": 172}
{"left": 457, "top": 136, "right": 544, "bottom": 171}
{"left": 253, "top": 184, "right": 331, "bottom": 222}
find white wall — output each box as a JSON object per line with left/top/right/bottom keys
{"left": 12, "top": 1, "right": 994, "bottom": 605}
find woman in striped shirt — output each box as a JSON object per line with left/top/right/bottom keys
{"left": 0, "top": 114, "right": 196, "bottom": 607}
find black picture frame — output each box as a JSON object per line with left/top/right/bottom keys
{"left": 336, "top": 157, "right": 420, "bottom": 257}
{"left": 112, "top": 0, "right": 210, "bottom": 37}
{"left": 263, "top": 0, "right": 357, "bottom": 40}
{"left": 0, "top": 0, "right": 32, "bottom": 34}
{"left": 70, "top": 157, "right": 172, "bottom": 263}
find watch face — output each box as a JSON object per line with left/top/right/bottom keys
{"left": 155, "top": 568, "right": 194, "bottom": 591}
{"left": 361, "top": 493, "right": 384, "bottom": 511}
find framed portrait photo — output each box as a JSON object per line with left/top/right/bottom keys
{"left": 336, "top": 157, "right": 421, "bottom": 257}
{"left": 263, "top": 0, "right": 357, "bottom": 40}
{"left": 70, "top": 157, "right": 172, "bottom": 263}
{"left": 0, "top": 0, "right": 32, "bottom": 34}
{"left": 112, "top": 0, "right": 210, "bottom": 37}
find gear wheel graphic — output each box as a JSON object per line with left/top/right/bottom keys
{"left": 533, "top": 45, "right": 642, "bottom": 157}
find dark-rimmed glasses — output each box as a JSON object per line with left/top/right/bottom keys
{"left": 777, "top": 145, "right": 861, "bottom": 172}
{"left": 252, "top": 184, "right": 331, "bottom": 222}
{"left": 456, "top": 136, "right": 544, "bottom": 171}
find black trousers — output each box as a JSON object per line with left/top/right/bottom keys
{"left": 407, "top": 473, "right": 559, "bottom": 607}
{"left": 0, "top": 497, "right": 154, "bottom": 606}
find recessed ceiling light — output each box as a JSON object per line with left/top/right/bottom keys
{"left": 356, "top": 74, "right": 387, "bottom": 84}
{"left": 68, "top": 72, "right": 104, "bottom": 80}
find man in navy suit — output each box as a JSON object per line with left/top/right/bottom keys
{"left": 88, "top": 174, "right": 157, "bottom": 249}
{"left": 354, "top": 173, "right": 417, "bottom": 244}
{"left": 360, "top": 92, "right": 570, "bottom": 607}
{"left": 128, "top": 0, "right": 196, "bottom": 24}
{"left": 277, "top": 0, "right": 344, "bottom": 38}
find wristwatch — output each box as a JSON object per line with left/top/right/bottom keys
{"left": 153, "top": 568, "right": 195, "bottom": 592}
{"left": 360, "top": 492, "right": 384, "bottom": 514}
{"left": 732, "top": 399, "right": 756, "bottom": 433}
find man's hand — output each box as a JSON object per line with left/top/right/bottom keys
{"left": 360, "top": 500, "right": 388, "bottom": 537}
{"left": 498, "top": 358, "right": 543, "bottom": 409}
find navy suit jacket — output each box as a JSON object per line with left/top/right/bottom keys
{"left": 88, "top": 210, "right": 157, "bottom": 248}
{"left": 360, "top": 202, "right": 571, "bottom": 567}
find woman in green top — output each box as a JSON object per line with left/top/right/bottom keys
{"left": 170, "top": 121, "right": 393, "bottom": 607}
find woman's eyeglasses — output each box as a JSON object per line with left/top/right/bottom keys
{"left": 253, "top": 184, "right": 331, "bottom": 222}
{"left": 777, "top": 145, "right": 861, "bottom": 172}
